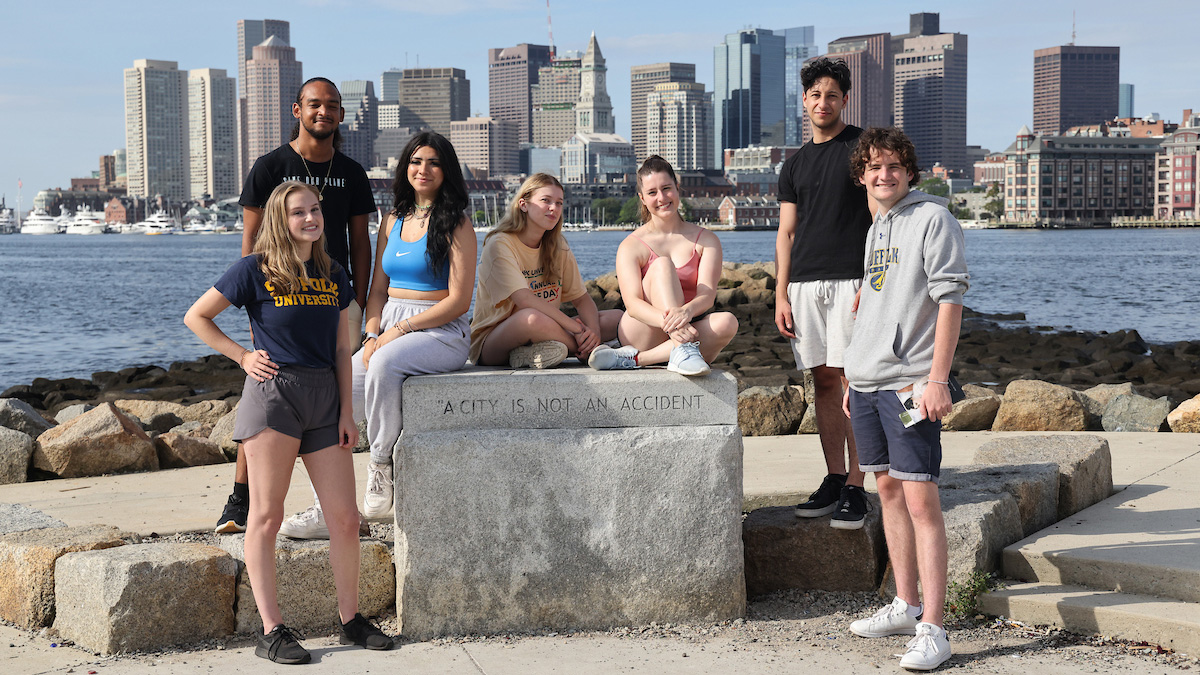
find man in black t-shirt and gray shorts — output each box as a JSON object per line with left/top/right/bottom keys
{"left": 775, "top": 58, "right": 873, "bottom": 530}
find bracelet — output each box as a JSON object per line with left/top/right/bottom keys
{"left": 928, "top": 379, "right": 949, "bottom": 385}
{"left": 405, "top": 318, "right": 418, "bottom": 333}
{"left": 365, "top": 331, "right": 379, "bottom": 341}
{"left": 238, "top": 348, "right": 251, "bottom": 368}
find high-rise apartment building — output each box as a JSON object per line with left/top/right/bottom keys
{"left": 780, "top": 26, "right": 817, "bottom": 145}
{"left": 825, "top": 32, "right": 892, "bottom": 130}
{"left": 188, "top": 68, "right": 238, "bottom": 200}
{"left": 244, "top": 36, "right": 302, "bottom": 172}
{"left": 124, "top": 59, "right": 189, "bottom": 201}
{"left": 396, "top": 67, "right": 470, "bottom": 137}
{"left": 1119, "top": 83, "right": 1135, "bottom": 119}
{"left": 380, "top": 68, "right": 404, "bottom": 102}
{"left": 894, "top": 31, "right": 968, "bottom": 173}
{"left": 532, "top": 52, "right": 582, "bottom": 148}
{"left": 630, "top": 62, "right": 695, "bottom": 160}
{"left": 575, "top": 33, "right": 614, "bottom": 136}
{"left": 341, "top": 80, "right": 377, "bottom": 169}
{"left": 645, "top": 82, "right": 712, "bottom": 171}
{"left": 99, "top": 155, "right": 117, "bottom": 190}
{"left": 450, "top": 116, "right": 519, "bottom": 177}
{"left": 713, "top": 29, "right": 786, "bottom": 168}
{"left": 236, "top": 19, "right": 289, "bottom": 182}
{"left": 1032, "top": 45, "right": 1120, "bottom": 136}
{"left": 488, "top": 43, "right": 553, "bottom": 144}
{"left": 1155, "top": 110, "right": 1200, "bottom": 220}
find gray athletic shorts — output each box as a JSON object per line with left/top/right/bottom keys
{"left": 233, "top": 364, "right": 340, "bottom": 454}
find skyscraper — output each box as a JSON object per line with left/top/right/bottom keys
{"left": 124, "top": 59, "right": 188, "bottom": 201}
{"left": 188, "top": 68, "right": 237, "bottom": 200}
{"left": 488, "top": 43, "right": 553, "bottom": 144}
{"left": 826, "top": 32, "right": 892, "bottom": 130}
{"left": 645, "top": 82, "right": 712, "bottom": 171}
{"left": 1033, "top": 45, "right": 1120, "bottom": 135}
{"left": 396, "top": 67, "right": 471, "bottom": 136}
{"left": 244, "top": 36, "right": 302, "bottom": 173}
{"left": 780, "top": 26, "right": 817, "bottom": 145}
{"left": 894, "top": 31, "right": 968, "bottom": 173}
{"left": 576, "top": 33, "right": 614, "bottom": 136}
{"left": 236, "top": 19, "right": 289, "bottom": 183}
{"left": 532, "top": 51, "right": 582, "bottom": 148}
{"left": 450, "top": 116, "right": 519, "bottom": 177}
{"left": 1118, "top": 83, "right": 1135, "bottom": 119}
{"left": 380, "top": 68, "right": 404, "bottom": 102}
{"left": 341, "top": 80, "right": 377, "bottom": 169}
{"left": 630, "top": 62, "right": 695, "bottom": 160}
{"left": 713, "top": 29, "right": 785, "bottom": 168}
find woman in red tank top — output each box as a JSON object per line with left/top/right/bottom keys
{"left": 588, "top": 156, "right": 738, "bottom": 375}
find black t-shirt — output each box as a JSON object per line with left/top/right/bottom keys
{"left": 215, "top": 255, "right": 353, "bottom": 369}
{"left": 240, "top": 144, "right": 376, "bottom": 275}
{"left": 777, "top": 125, "right": 873, "bottom": 282}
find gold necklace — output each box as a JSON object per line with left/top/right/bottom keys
{"left": 299, "top": 152, "right": 334, "bottom": 201}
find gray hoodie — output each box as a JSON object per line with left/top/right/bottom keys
{"left": 844, "top": 189, "right": 969, "bottom": 392}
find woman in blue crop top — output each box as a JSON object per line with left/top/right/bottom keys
{"left": 353, "top": 132, "right": 475, "bottom": 518}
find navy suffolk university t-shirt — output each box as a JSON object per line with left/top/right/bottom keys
{"left": 215, "top": 255, "right": 353, "bottom": 369}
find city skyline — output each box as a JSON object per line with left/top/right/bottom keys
{"left": 2, "top": 0, "right": 1197, "bottom": 203}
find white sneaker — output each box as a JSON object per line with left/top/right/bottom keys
{"left": 667, "top": 341, "right": 710, "bottom": 376}
{"left": 278, "top": 504, "right": 329, "bottom": 539}
{"left": 588, "top": 345, "right": 639, "bottom": 370}
{"left": 899, "top": 622, "right": 951, "bottom": 671}
{"left": 509, "top": 340, "right": 568, "bottom": 369}
{"left": 849, "top": 597, "right": 921, "bottom": 638}
{"left": 362, "top": 460, "right": 394, "bottom": 518}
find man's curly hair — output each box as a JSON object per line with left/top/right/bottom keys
{"left": 849, "top": 126, "right": 922, "bottom": 187}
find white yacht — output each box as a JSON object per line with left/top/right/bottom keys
{"left": 66, "top": 207, "right": 108, "bottom": 235}
{"left": 137, "top": 211, "right": 181, "bottom": 235}
{"left": 20, "top": 209, "right": 62, "bottom": 234}
{"left": 0, "top": 208, "right": 15, "bottom": 234}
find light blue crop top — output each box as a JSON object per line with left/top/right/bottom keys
{"left": 380, "top": 219, "right": 450, "bottom": 291}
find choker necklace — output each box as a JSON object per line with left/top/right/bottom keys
{"left": 414, "top": 203, "right": 433, "bottom": 212}
{"left": 299, "top": 152, "right": 334, "bottom": 201}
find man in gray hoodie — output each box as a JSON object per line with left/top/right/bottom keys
{"left": 840, "top": 127, "right": 968, "bottom": 672}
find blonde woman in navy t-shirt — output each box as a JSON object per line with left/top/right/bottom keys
{"left": 185, "top": 181, "right": 392, "bottom": 663}
{"left": 353, "top": 132, "right": 475, "bottom": 518}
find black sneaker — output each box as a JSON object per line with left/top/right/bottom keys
{"left": 214, "top": 492, "right": 248, "bottom": 534}
{"left": 830, "top": 485, "right": 871, "bottom": 530}
{"left": 256, "top": 624, "right": 310, "bottom": 664}
{"left": 340, "top": 613, "right": 394, "bottom": 650}
{"left": 794, "top": 473, "right": 847, "bottom": 518}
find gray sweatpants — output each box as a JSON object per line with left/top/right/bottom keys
{"left": 352, "top": 298, "right": 470, "bottom": 464}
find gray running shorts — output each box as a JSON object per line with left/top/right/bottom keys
{"left": 233, "top": 364, "right": 340, "bottom": 455}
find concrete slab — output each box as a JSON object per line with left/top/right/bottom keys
{"left": 980, "top": 581, "right": 1200, "bottom": 655}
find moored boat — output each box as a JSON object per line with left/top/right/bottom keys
{"left": 20, "top": 209, "right": 62, "bottom": 234}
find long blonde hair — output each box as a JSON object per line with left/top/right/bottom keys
{"left": 253, "top": 181, "right": 334, "bottom": 296}
{"left": 486, "top": 173, "right": 566, "bottom": 286}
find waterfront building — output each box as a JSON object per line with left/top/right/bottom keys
{"left": 341, "top": 79, "right": 377, "bottom": 169}
{"left": 631, "top": 62, "right": 696, "bottom": 160}
{"left": 1003, "top": 124, "right": 1159, "bottom": 225}
{"left": 713, "top": 28, "right": 786, "bottom": 168}
{"left": 1119, "top": 83, "right": 1135, "bottom": 119}
{"left": 723, "top": 145, "right": 800, "bottom": 173}
{"left": 532, "top": 51, "right": 582, "bottom": 148}
{"left": 380, "top": 68, "right": 404, "bottom": 103}
{"left": 1155, "top": 110, "right": 1200, "bottom": 220}
{"left": 802, "top": 32, "right": 891, "bottom": 144}
{"left": 124, "top": 59, "right": 189, "bottom": 201}
{"left": 718, "top": 194, "right": 779, "bottom": 229}
{"left": 974, "top": 152, "right": 1006, "bottom": 187}
{"left": 488, "top": 43, "right": 553, "bottom": 144}
{"left": 521, "top": 145, "right": 563, "bottom": 177}
{"left": 396, "top": 68, "right": 470, "bottom": 137}
{"left": 645, "top": 82, "right": 712, "bottom": 171}
{"left": 780, "top": 26, "right": 818, "bottom": 146}
{"left": 236, "top": 19, "right": 289, "bottom": 183}
{"left": 451, "top": 117, "right": 519, "bottom": 178}
{"left": 1033, "top": 45, "right": 1120, "bottom": 137}
{"left": 244, "top": 36, "right": 302, "bottom": 175}
{"left": 686, "top": 196, "right": 724, "bottom": 226}
{"left": 561, "top": 132, "right": 635, "bottom": 185}
{"left": 894, "top": 30, "right": 968, "bottom": 173}
{"left": 188, "top": 68, "right": 237, "bottom": 200}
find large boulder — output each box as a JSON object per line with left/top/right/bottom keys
{"left": 939, "top": 464, "right": 1059, "bottom": 537}
{"left": 53, "top": 543, "right": 236, "bottom": 654}
{"left": 0, "top": 525, "right": 127, "bottom": 628}
{"left": 216, "top": 535, "right": 394, "bottom": 634}
{"left": 1080, "top": 383, "right": 1136, "bottom": 427}
{"left": 32, "top": 403, "right": 158, "bottom": 478}
{"left": 114, "top": 399, "right": 185, "bottom": 433}
{"left": 743, "top": 502, "right": 886, "bottom": 596}
{"left": 180, "top": 399, "right": 234, "bottom": 427}
{"left": 1101, "top": 393, "right": 1172, "bottom": 432}
{"left": 992, "top": 380, "right": 1088, "bottom": 431}
{"left": 0, "top": 427, "right": 33, "bottom": 485}
{"left": 53, "top": 403, "right": 96, "bottom": 425}
{"left": 1167, "top": 395, "right": 1200, "bottom": 433}
{"left": 942, "top": 388, "right": 1002, "bottom": 431}
{"left": 0, "top": 398, "right": 54, "bottom": 437}
{"left": 974, "top": 435, "right": 1113, "bottom": 520}
{"left": 0, "top": 504, "right": 65, "bottom": 535}
{"left": 797, "top": 370, "right": 819, "bottom": 434}
{"left": 738, "top": 385, "right": 806, "bottom": 436}
{"left": 208, "top": 408, "right": 239, "bottom": 457}
{"left": 154, "top": 433, "right": 227, "bottom": 469}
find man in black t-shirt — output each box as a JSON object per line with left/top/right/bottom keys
{"left": 775, "top": 58, "right": 874, "bottom": 530}
{"left": 215, "top": 77, "right": 376, "bottom": 538}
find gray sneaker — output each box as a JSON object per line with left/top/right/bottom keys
{"left": 588, "top": 345, "right": 639, "bottom": 370}
{"left": 667, "top": 341, "right": 710, "bottom": 376}
{"left": 509, "top": 340, "right": 568, "bottom": 369}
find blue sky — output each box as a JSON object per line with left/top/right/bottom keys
{"left": 1, "top": 0, "right": 1196, "bottom": 207}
